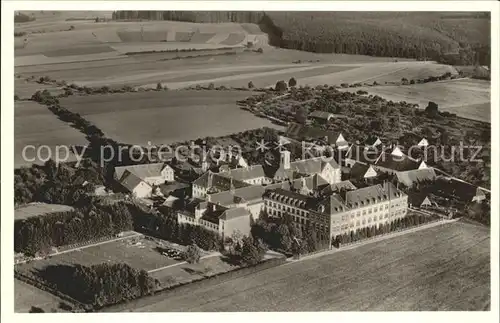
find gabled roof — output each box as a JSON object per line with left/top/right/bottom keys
{"left": 321, "top": 180, "right": 357, "bottom": 195}
{"left": 219, "top": 164, "right": 266, "bottom": 181}
{"left": 350, "top": 162, "right": 372, "bottom": 180}
{"left": 193, "top": 171, "right": 251, "bottom": 191}
{"left": 115, "top": 163, "right": 169, "bottom": 180}
{"left": 434, "top": 177, "right": 487, "bottom": 201}
{"left": 343, "top": 182, "right": 403, "bottom": 208}
{"left": 220, "top": 207, "right": 251, "bottom": 221}
{"left": 407, "top": 192, "right": 432, "bottom": 207}
{"left": 120, "top": 170, "right": 149, "bottom": 192}
{"left": 346, "top": 144, "right": 382, "bottom": 165}
{"left": 396, "top": 168, "right": 437, "bottom": 187}
{"left": 309, "top": 110, "right": 334, "bottom": 120}
{"left": 365, "top": 136, "right": 382, "bottom": 146}
{"left": 375, "top": 152, "right": 419, "bottom": 172}
{"left": 285, "top": 123, "right": 343, "bottom": 145}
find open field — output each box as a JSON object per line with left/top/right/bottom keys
{"left": 342, "top": 78, "right": 491, "bottom": 123}
{"left": 14, "top": 78, "right": 64, "bottom": 99}
{"left": 59, "top": 90, "right": 283, "bottom": 145}
{"left": 128, "top": 221, "right": 490, "bottom": 312}
{"left": 14, "top": 101, "right": 88, "bottom": 168}
{"left": 15, "top": 279, "right": 67, "bottom": 313}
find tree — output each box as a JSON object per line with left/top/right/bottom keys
{"left": 156, "top": 82, "right": 163, "bottom": 90}
{"left": 208, "top": 82, "right": 215, "bottom": 90}
{"left": 275, "top": 80, "right": 288, "bottom": 92}
{"left": 256, "top": 47, "right": 264, "bottom": 53}
{"left": 184, "top": 243, "right": 202, "bottom": 264}
{"left": 425, "top": 101, "right": 439, "bottom": 116}
{"left": 29, "top": 306, "right": 45, "bottom": 313}
{"left": 295, "top": 106, "right": 308, "bottom": 125}
{"left": 288, "top": 77, "right": 297, "bottom": 87}
{"left": 248, "top": 81, "right": 255, "bottom": 89}
{"left": 241, "top": 236, "right": 264, "bottom": 265}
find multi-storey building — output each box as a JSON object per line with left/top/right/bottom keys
{"left": 263, "top": 182, "right": 408, "bottom": 247}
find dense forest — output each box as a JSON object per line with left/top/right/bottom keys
{"left": 112, "top": 11, "right": 490, "bottom": 65}
{"left": 35, "top": 263, "right": 158, "bottom": 308}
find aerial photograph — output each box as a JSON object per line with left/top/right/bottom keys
{"left": 11, "top": 9, "right": 491, "bottom": 313}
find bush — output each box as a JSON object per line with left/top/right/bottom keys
{"left": 29, "top": 306, "right": 44, "bottom": 313}
{"left": 288, "top": 77, "right": 297, "bottom": 87}
{"left": 184, "top": 243, "right": 202, "bottom": 264}
{"left": 208, "top": 82, "right": 215, "bottom": 90}
{"left": 156, "top": 82, "right": 162, "bottom": 90}
{"left": 14, "top": 94, "right": 20, "bottom": 101}
{"left": 340, "top": 83, "right": 349, "bottom": 88}
{"left": 275, "top": 80, "right": 288, "bottom": 92}
{"left": 256, "top": 47, "right": 264, "bottom": 53}
{"left": 248, "top": 81, "right": 255, "bottom": 89}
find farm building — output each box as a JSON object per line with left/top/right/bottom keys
{"left": 118, "top": 170, "right": 153, "bottom": 198}
{"left": 114, "top": 162, "right": 174, "bottom": 186}
{"left": 309, "top": 111, "right": 334, "bottom": 123}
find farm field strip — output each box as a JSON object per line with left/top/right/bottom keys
{"left": 14, "top": 101, "right": 88, "bottom": 168}
{"left": 15, "top": 279, "right": 66, "bottom": 313}
{"left": 128, "top": 221, "right": 489, "bottom": 312}
{"left": 59, "top": 90, "right": 284, "bottom": 145}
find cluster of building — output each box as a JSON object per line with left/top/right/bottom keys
{"left": 111, "top": 121, "right": 487, "bottom": 245}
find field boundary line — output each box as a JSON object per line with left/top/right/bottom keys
{"left": 148, "top": 252, "right": 221, "bottom": 273}
{"left": 16, "top": 232, "right": 144, "bottom": 265}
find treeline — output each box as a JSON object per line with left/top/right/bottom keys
{"left": 332, "top": 212, "right": 438, "bottom": 246}
{"left": 251, "top": 212, "right": 329, "bottom": 256}
{"left": 15, "top": 200, "right": 133, "bottom": 255}
{"left": 132, "top": 207, "right": 222, "bottom": 251}
{"left": 15, "top": 159, "right": 105, "bottom": 206}
{"left": 112, "top": 11, "right": 490, "bottom": 66}
{"left": 35, "top": 263, "right": 158, "bottom": 309}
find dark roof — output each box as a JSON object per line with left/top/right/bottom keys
{"left": 309, "top": 110, "right": 333, "bottom": 120}
{"left": 285, "top": 123, "right": 343, "bottom": 145}
{"left": 346, "top": 144, "right": 383, "bottom": 165}
{"left": 321, "top": 180, "right": 357, "bottom": 195}
{"left": 219, "top": 207, "right": 251, "bottom": 221}
{"left": 343, "top": 182, "right": 403, "bottom": 208}
{"left": 193, "top": 171, "right": 250, "bottom": 191}
{"left": 115, "top": 163, "right": 169, "bottom": 180}
{"left": 396, "top": 168, "right": 437, "bottom": 187}
{"left": 201, "top": 203, "right": 228, "bottom": 224}
{"left": 120, "top": 170, "right": 149, "bottom": 191}
{"left": 375, "top": 152, "right": 419, "bottom": 172}
{"left": 434, "top": 177, "right": 487, "bottom": 201}
{"left": 349, "top": 162, "right": 372, "bottom": 180}
{"left": 407, "top": 192, "right": 432, "bottom": 207}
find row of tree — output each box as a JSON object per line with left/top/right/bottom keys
{"left": 35, "top": 263, "right": 159, "bottom": 309}
{"left": 332, "top": 213, "right": 437, "bottom": 246}
{"left": 15, "top": 200, "right": 133, "bottom": 256}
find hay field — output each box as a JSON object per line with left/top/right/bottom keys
{"left": 59, "top": 90, "right": 283, "bottom": 145}
{"left": 130, "top": 221, "right": 490, "bottom": 312}
{"left": 14, "top": 101, "right": 88, "bottom": 168}
{"left": 15, "top": 279, "right": 66, "bottom": 313}
{"left": 343, "top": 78, "right": 491, "bottom": 123}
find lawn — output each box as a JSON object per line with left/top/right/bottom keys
{"left": 59, "top": 90, "right": 283, "bottom": 145}
{"left": 16, "top": 236, "right": 182, "bottom": 275}
{"left": 14, "top": 101, "right": 88, "bottom": 168}
{"left": 128, "top": 221, "right": 490, "bottom": 312}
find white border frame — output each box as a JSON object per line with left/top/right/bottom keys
{"left": 2, "top": 1, "right": 499, "bottom": 322}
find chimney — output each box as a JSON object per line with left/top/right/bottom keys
{"left": 208, "top": 171, "right": 213, "bottom": 188}
{"left": 280, "top": 150, "right": 291, "bottom": 170}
